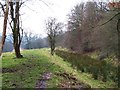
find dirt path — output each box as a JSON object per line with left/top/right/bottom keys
{"left": 35, "top": 72, "right": 52, "bottom": 88}
{"left": 35, "top": 71, "right": 91, "bottom": 89}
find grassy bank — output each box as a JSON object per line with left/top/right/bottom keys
{"left": 2, "top": 48, "right": 117, "bottom": 88}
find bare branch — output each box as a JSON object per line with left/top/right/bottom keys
{"left": 24, "top": 4, "right": 38, "bottom": 13}
{"left": 117, "top": 19, "right": 120, "bottom": 33}
{"left": 8, "top": 19, "right": 14, "bottom": 31}
{"left": 39, "top": 0, "right": 50, "bottom": 8}
{"left": 98, "top": 12, "right": 120, "bottom": 26}
{"left": 19, "top": 0, "right": 29, "bottom": 8}
{"left": 91, "top": 12, "right": 120, "bottom": 30}
{"left": 0, "top": 2, "right": 5, "bottom": 13}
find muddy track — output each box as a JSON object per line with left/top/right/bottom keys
{"left": 35, "top": 72, "right": 91, "bottom": 89}
{"left": 35, "top": 72, "right": 52, "bottom": 88}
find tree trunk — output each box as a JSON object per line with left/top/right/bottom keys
{"left": 117, "top": 19, "right": 120, "bottom": 61}
{"left": 12, "top": 1, "right": 23, "bottom": 58}
{"left": 118, "top": 32, "right": 120, "bottom": 88}
{"left": 50, "top": 41, "right": 54, "bottom": 55}
{"left": 118, "top": 32, "right": 120, "bottom": 61}
{"left": 0, "top": 1, "right": 9, "bottom": 56}
{"left": 13, "top": 25, "right": 23, "bottom": 58}
{"left": 117, "top": 18, "right": 120, "bottom": 88}
{"left": 14, "top": 43, "right": 23, "bottom": 58}
{"left": 13, "top": 32, "right": 23, "bottom": 58}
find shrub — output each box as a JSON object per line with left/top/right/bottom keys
{"left": 55, "top": 50, "right": 118, "bottom": 83}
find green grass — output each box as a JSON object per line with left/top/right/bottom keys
{"left": 1, "top": 48, "right": 117, "bottom": 88}
{"left": 2, "top": 49, "right": 65, "bottom": 88}
{"left": 2, "top": 52, "right": 27, "bottom": 68}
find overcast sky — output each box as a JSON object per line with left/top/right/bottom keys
{"left": 0, "top": 0, "right": 114, "bottom": 37}
{"left": 0, "top": 0, "right": 91, "bottom": 37}
{"left": 21, "top": 0, "right": 86, "bottom": 37}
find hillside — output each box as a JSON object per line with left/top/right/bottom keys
{"left": 1, "top": 49, "right": 117, "bottom": 88}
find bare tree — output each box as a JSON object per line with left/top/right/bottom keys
{"left": 0, "top": 0, "right": 24, "bottom": 58}
{"left": 92, "top": 2, "right": 120, "bottom": 87}
{"left": 0, "top": 0, "right": 9, "bottom": 56}
{"left": 66, "top": 3, "right": 85, "bottom": 52}
{"left": 8, "top": 1, "right": 24, "bottom": 58}
{"left": 45, "top": 17, "right": 63, "bottom": 55}
{"left": 0, "top": 0, "right": 51, "bottom": 58}
{"left": 66, "top": 2, "right": 101, "bottom": 52}
{"left": 23, "top": 31, "right": 32, "bottom": 49}
{"left": 97, "top": 2, "right": 120, "bottom": 59}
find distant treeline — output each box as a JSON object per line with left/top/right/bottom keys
{"left": 1, "top": 33, "right": 49, "bottom": 52}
